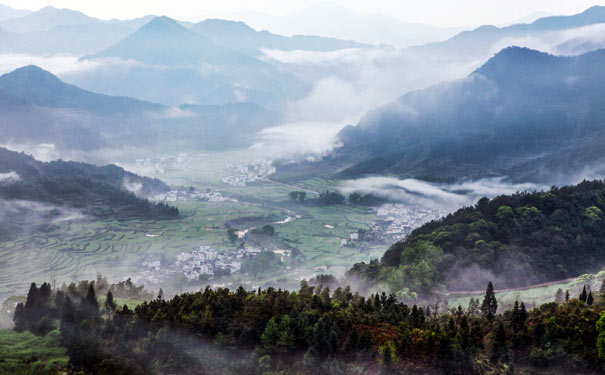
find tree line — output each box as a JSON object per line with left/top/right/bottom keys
{"left": 11, "top": 278, "right": 605, "bottom": 375}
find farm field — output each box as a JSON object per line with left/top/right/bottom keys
{"left": 0, "top": 150, "right": 386, "bottom": 299}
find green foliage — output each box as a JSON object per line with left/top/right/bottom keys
{"left": 597, "top": 312, "right": 605, "bottom": 359}
{"left": 353, "top": 180, "right": 605, "bottom": 296}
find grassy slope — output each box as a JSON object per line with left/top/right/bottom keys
{"left": 0, "top": 329, "right": 68, "bottom": 375}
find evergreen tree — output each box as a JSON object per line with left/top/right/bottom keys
{"left": 104, "top": 291, "right": 117, "bottom": 313}
{"left": 481, "top": 282, "right": 498, "bottom": 320}
{"left": 555, "top": 288, "right": 565, "bottom": 304}
{"left": 490, "top": 322, "right": 507, "bottom": 364}
{"left": 580, "top": 285, "right": 588, "bottom": 303}
{"left": 261, "top": 317, "right": 280, "bottom": 351}
{"left": 587, "top": 291, "right": 594, "bottom": 306}
{"left": 343, "top": 328, "right": 359, "bottom": 354}
{"left": 565, "top": 290, "right": 570, "bottom": 302}
{"left": 382, "top": 345, "right": 393, "bottom": 371}
{"left": 157, "top": 288, "right": 164, "bottom": 300}
{"left": 277, "top": 315, "right": 295, "bottom": 352}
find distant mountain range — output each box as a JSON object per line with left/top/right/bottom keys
{"left": 190, "top": 18, "right": 368, "bottom": 56}
{"left": 289, "top": 46, "right": 605, "bottom": 184}
{"left": 222, "top": 1, "right": 465, "bottom": 47}
{"left": 411, "top": 5, "right": 605, "bottom": 58}
{"left": 0, "top": 3, "right": 29, "bottom": 22}
{"left": 0, "top": 65, "right": 280, "bottom": 153}
{"left": 69, "top": 16, "right": 310, "bottom": 107}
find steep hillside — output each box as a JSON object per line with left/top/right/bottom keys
{"left": 348, "top": 180, "right": 605, "bottom": 297}
{"left": 323, "top": 47, "right": 605, "bottom": 184}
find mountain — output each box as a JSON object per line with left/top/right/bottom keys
{"left": 190, "top": 18, "right": 368, "bottom": 56}
{"left": 305, "top": 47, "right": 605, "bottom": 184}
{"left": 348, "top": 180, "right": 605, "bottom": 297}
{"left": 0, "top": 3, "right": 30, "bottom": 22}
{"left": 0, "top": 146, "right": 178, "bottom": 241}
{"left": 412, "top": 5, "right": 605, "bottom": 58}
{"left": 224, "top": 2, "right": 464, "bottom": 47}
{"left": 0, "top": 65, "right": 281, "bottom": 153}
{"left": 0, "top": 65, "right": 158, "bottom": 113}
{"left": 0, "top": 6, "right": 99, "bottom": 33}
{"left": 87, "top": 16, "right": 258, "bottom": 65}
{"left": 76, "top": 16, "right": 309, "bottom": 107}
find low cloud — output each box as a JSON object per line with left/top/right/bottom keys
{"left": 0, "top": 171, "right": 20, "bottom": 184}
{"left": 257, "top": 46, "right": 483, "bottom": 158}
{"left": 340, "top": 176, "right": 544, "bottom": 212}
{"left": 123, "top": 178, "right": 144, "bottom": 197}
{"left": 252, "top": 121, "right": 344, "bottom": 158}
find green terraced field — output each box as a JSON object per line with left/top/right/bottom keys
{"left": 0, "top": 150, "right": 385, "bottom": 299}
{"left": 0, "top": 329, "right": 68, "bottom": 375}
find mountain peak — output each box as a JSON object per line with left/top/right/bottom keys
{"left": 141, "top": 16, "right": 182, "bottom": 32}
{"left": 1, "top": 65, "right": 62, "bottom": 86}
{"left": 475, "top": 46, "right": 558, "bottom": 79}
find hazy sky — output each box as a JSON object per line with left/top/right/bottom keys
{"left": 3, "top": 0, "right": 605, "bottom": 27}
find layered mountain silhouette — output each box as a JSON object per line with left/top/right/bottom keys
{"left": 74, "top": 16, "right": 309, "bottom": 107}
{"left": 411, "top": 6, "right": 605, "bottom": 58}
{"left": 0, "top": 66, "right": 279, "bottom": 152}
{"left": 307, "top": 47, "right": 605, "bottom": 184}
{"left": 190, "top": 18, "right": 368, "bottom": 56}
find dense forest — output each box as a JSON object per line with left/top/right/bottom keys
{"left": 0, "top": 147, "right": 178, "bottom": 235}
{"left": 348, "top": 180, "right": 605, "bottom": 297}
{"left": 8, "top": 278, "right": 605, "bottom": 375}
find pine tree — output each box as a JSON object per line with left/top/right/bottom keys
{"left": 565, "top": 290, "right": 570, "bottom": 302}
{"left": 343, "top": 328, "right": 359, "bottom": 354}
{"left": 555, "top": 288, "right": 564, "bottom": 304}
{"left": 157, "top": 288, "right": 164, "bottom": 300}
{"left": 382, "top": 345, "right": 393, "bottom": 371}
{"left": 580, "top": 285, "right": 588, "bottom": 303}
{"left": 587, "top": 291, "right": 594, "bottom": 306}
{"left": 277, "top": 315, "right": 295, "bottom": 352}
{"left": 490, "top": 322, "right": 507, "bottom": 364}
{"left": 261, "top": 317, "right": 280, "bottom": 351}
{"left": 481, "top": 282, "right": 498, "bottom": 320}
{"left": 104, "top": 291, "right": 116, "bottom": 313}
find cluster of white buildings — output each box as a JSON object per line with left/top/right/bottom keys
{"left": 371, "top": 204, "right": 442, "bottom": 242}
{"left": 177, "top": 245, "right": 264, "bottom": 281}
{"left": 221, "top": 160, "right": 276, "bottom": 187}
{"left": 132, "top": 244, "right": 268, "bottom": 285}
{"left": 149, "top": 189, "right": 227, "bottom": 203}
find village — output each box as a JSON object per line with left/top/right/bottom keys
{"left": 132, "top": 244, "right": 268, "bottom": 286}
{"left": 221, "top": 159, "right": 276, "bottom": 186}
{"left": 367, "top": 204, "right": 442, "bottom": 242}
{"left": 149, "top": 188, "right": 229, "bottom": 203}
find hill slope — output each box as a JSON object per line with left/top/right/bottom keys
{"left": 0, "top": 65, "right": 280, "bottom": 153}
{"left": 0, "top": 147, "right": 178, "bottom": 240}
{"left": 323, "top": 47, "right": 605, "bottom": 184}
{"left": 348, "top": 180, "right": 605, "bottom": 297}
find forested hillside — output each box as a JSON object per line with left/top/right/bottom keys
{"left": 0, "top": 147, "right": 178, "bottom": 239}
{"left": 348, "top": 180, "right": 605, "bottom": 297}
{"left": 7, "top": 279, "right": 605, "bottom": 374}
{"left": 297, "top": 47, "right": 605, "bottom": 184}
